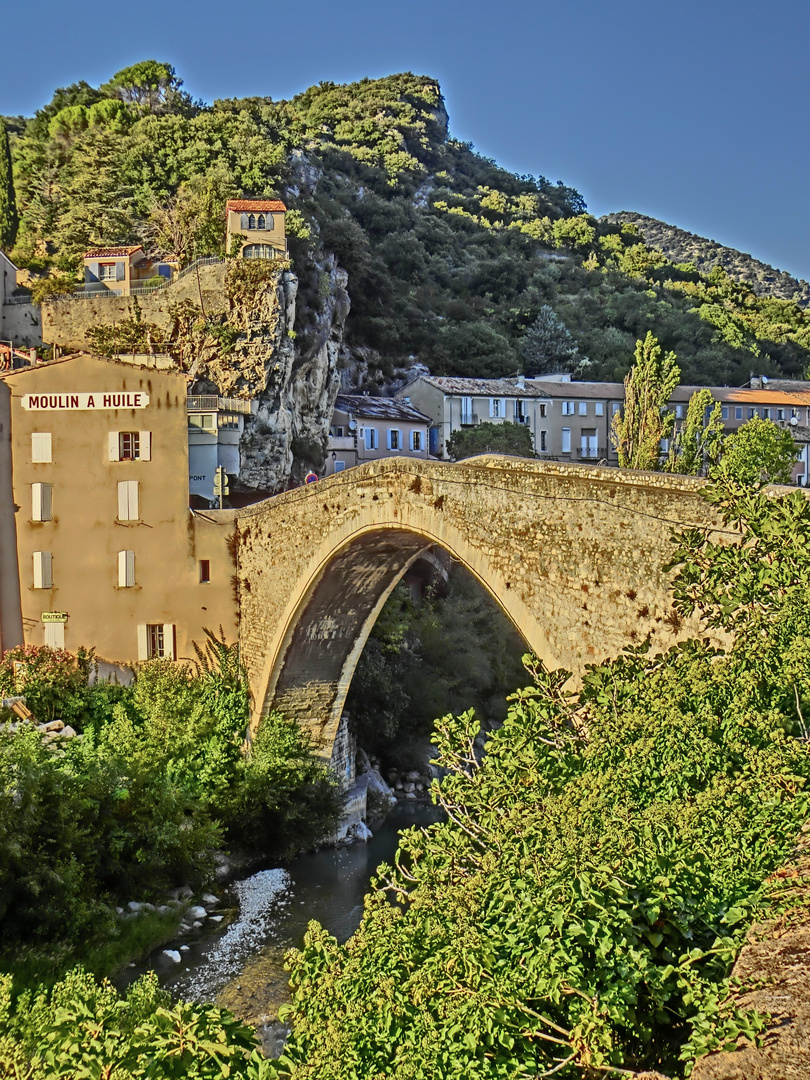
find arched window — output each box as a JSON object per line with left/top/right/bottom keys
{"left": 247, "top": 214, "right": 256, "bottom": 229}
{"left": 257, "top": 214, "right": 266, "bottom": 229}
{"left": 243, "top": 244, "right": 277, "bottom": 260}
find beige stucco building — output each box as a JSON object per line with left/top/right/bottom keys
{"left": 324, "top": 394, "right": 432, "bottom": 476}
{"left": 83, "top": 246, "right": 176, "bottom": 297}
{"left": 225, "top": 199, "right": 287, "bottom": 260}
{"left": 0, "top": 353, "right": 236, "bottom": 665}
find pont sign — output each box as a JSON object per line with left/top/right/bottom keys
{"left": 22, "top": 392, "right": 149, "bottom": 411}
{"left": 41, "top": 612, "right": 68, "bottom": 624}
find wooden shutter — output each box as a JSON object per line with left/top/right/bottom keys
{"left": 118, "top": 550, "right": 135, "bottom": 587}
{"left": 32, "top": 483, "right": 52, "bottom": 521}
{"left": 44, "top": 623, "right": 65, "bottom": 649}
{"left": 128, "top": 481, "right": 139, "bottom": 519}
{"left": 162, "top": 624, "right": 176, "bottom": 661}
{"left": 138, "top": 431, "right": 151, "bottom": 461}
{"left": 240, "top": 213, "right": 249, "bottom": 229}
{"left": 137, "top": 624, "right": 148, "bottom": 661}
{"left": 116, "top": 261, "right": 126, "bottom": 281}
{"left": 33, "top": 551, "right": 52, "bottom": 589}
{"left": 109, "top": 432, "right": 120, "bottom": 461}
{"left": 118, "top": 481, "right": 129, "bottom": 520}
{"left": 31, "top": 432, "right": 52, "bottom": 463}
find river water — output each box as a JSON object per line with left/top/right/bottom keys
{"left": 127, "top": 802, "right": 442, "bottom": 1052}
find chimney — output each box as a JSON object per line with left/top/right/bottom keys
{"left": 29, "top": 348, "right": 38, "bottom": 363}
{"left": 516, "top": 374, "right": 525, "bottom": 389}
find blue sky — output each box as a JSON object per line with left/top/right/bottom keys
{"left": 4, "top": 0, "right": 809, "bottom": 281}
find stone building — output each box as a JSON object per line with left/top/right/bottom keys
{"left": 225, "top": 199, "right": 287, "bottom": 260}
{"left": 0, "top": 352, "right": 236, "bottom": 665}
{"left": 324, "top": 394, "right": 432, "bottom": 476}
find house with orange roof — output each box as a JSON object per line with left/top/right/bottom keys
{"left": 82, "top": 246, "right": 176, "bottom": 297}
{"left": 225, "top": 199, "right": 287, "bottom": 260}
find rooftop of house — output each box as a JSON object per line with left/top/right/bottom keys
{"left": 226, "top": 199, "right": 287, "bottom": 213}
{"left": 335, "top": 394, "right": 431, "bottom": 423}
{"left": 411, "top": 376, "right": 553, "bottom": 398}
{"left": 670, "top": 385, "right": 810, "bottom": 405}
{"left": 0, "top": 351, "right": 186, "bottom": 380}
{"left": 83, "top": 246, "right": 144, "bottom": 259}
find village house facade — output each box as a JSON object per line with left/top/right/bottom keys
{"left": 324, "top": 394, "right": 432, "bottom": 476}
{"left": 82, "top": 246, "right": 176, "bottom": 297}
{"left": 225, "top": 199, "right": 288, "bottom": 260}
{"left": 0, "top": 353, "right": 236, "bottom": 664}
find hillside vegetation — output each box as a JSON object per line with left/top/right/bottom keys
{"left": 605, "top": 211, "right": 810, "bottom": 307}
{"left": 4, "top": 64, "right": 810, "bottom": 391}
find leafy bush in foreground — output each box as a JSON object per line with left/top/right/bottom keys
{"left": 269, "top": 476, "right": 810, "bottom": 1078}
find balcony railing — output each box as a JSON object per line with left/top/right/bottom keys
{"left": 460, "top": 412, "right": 479, "bottom": 426}
{"left": 4, "top": 292, "right": 33, "bottom": 305}
{"left": 576, "top": 447, "right": 607, "bottom": 460}
{"left": 187, "top": 395, "right": 254, "bottom": 414}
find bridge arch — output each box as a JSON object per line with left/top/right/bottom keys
{"left": 235, "top": 457, "right": 724, "bottom": 765}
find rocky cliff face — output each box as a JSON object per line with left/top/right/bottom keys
{"left": 604, "top": 212, "right": 810, "bottom": 306}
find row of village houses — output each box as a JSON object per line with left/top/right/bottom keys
{"left": 325, "top": 373, "right": 810, "bottom": 485}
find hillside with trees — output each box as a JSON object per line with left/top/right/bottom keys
{"left": 3, "top": 63, "right": 810, "bottom": 400}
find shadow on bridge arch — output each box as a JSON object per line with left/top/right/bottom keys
{"left": 254, "top": 518, "right": 555, "bottom": 765}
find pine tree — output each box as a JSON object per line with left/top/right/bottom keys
{"left": 612, "top": 332, "right": 680, "bottom": 470}
{"left": 0, "top": 123, "right": 19, "bottom": 252}
{"left": 520, "top": 305, "right": 579, "bottom": 375}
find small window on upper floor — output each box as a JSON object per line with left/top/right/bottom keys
{"left": 137, "top": 623, "right": 176, "bottom": 661}
{"left": 410, "top": 430, "right": 422, "bottom": 451}
{"left": 748, "top": 408, "right": 757, "bottom": 419}
{"left": 594, "top": 402, "right": 604, "bottom": 417}
{"left": 611, "top": 402, "right": 621, "bottom": 415}
{"left": 32, "top": 483, "right": 52, "bottom": 522}
{"left": 735, "top": 407, "right": 743, "bottom": 420}
{"left": 199, "top": 559, "right": 211, "bottom": 583}
{"left": 188, "top": 413, "right": 215, "bottom": 430}
{"left": 578, "top": 401, "right": 587, "bottom": 416}
{"left": 248, "top": 214, "right": 256, "bottom": 229}
{"left": 98, "top": 263, "right": 117, "bottom": 281}
{"left": 118, "top": 550, "right": 136, "bottom": 588}
{"left": 763, "top": 407, "right": 771, "bottom": 420}
{"left": 539, "top": 430, "right": 547, "bottom": 452}
{"left": 722, "top": 405, "right": 729, "bottom": 420}
{"left": 33, "top": 551, "right": 53, "bottom": 589}
{"left": 118, "top": 480, "right": 139, "bottom": 521}
{"left": 109, "top": 431, "right": 151, "bottom": 461}
{"left": 31, "top": 432, "right": 52, "bottom": 463}
{"left": 539, "top": 403, "right": 547, "bottom": 417}
{"left": 777, "top": 408, "right": 785, "bottom": 421}
{"left": 257, "top": 214, "right": 266, "bottom": 229}
{"left": 388, "top": 429, "right": 401, "bottom": 451}
{"left": 675, "top": 404, "right": 684, "bottom": 419}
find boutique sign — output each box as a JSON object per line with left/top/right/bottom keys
{"left": 21, "top": 392, "right": 149, "bottom": 411}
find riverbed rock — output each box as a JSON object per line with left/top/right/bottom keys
{"left": 405, "top": 771, "right": 421, "bottom": 782}
{"left": 405, "top": 792, "right": 417, "bottom": 800}
{"left": 192, "top": 920, "right": 203, "bottom": 929}
{"left": 163, "top": 950, "right": 181, "bottom": 964}
{"left": 404, "top": 782, "right": 415, "bottom": 793}
{"left": 59, "top": 726, "right": 77, "bottom": 738}
{"left": 202, "top": 893, "right": 220, "bottom": 906}
{"left": 127, "top": 901, "right": 143, "bottom": 913}
{"left": 43, "top": 720, "right": 64, "bottom": 732}
{"left": 169, "top": 886, "right": 194, "bottom": 901}
{"left": 187, "top": 905, "right": 207, "bottom": 920}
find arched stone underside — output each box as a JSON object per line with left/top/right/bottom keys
{"left": 235, "top": 456, "right": 729, "bottom": 761}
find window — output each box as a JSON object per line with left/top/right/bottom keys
{"left": 248, "top": 214, "right": 256, "bottom": 229}
{"left": 218, "top": 414, "right": 239, "bottom": 431}
{"left": 188, "top": 414, "right": 215, "bottom": 430}
{"left": 539, "top": 430, "right": 547, "bottom": 452}
{"left": 364, "top": 427, "right": 378, "bottom": 450}
{"left": 661, "top": 438, "right": 670, "bottom": 451}
{"left": 490, "top": 398, "right": 503, "bottom": 418}
{"left": 31, "top": 483, "right": 52, "bottom": 522}
{"left": 33, "top": 551, "right": 52, "bottom": 589}
{"left": 98, "top": 263, "right": 117, "bottom": 281}
{"left": 44, "top": 622, "right": 64, "bottom": 649}
{"left": 777, "top": 408, "right": 785, "bottom": 421}
{"left": 243, "top": 244, "right": 277, "bottom": 259}
{"left": 675, "top": 404, "right": 684, "bottom": 419}
{"left": 763, "top": 407, "right": 771, "bottom": 420}
{"left": 748, "top": 408, "right": 757, "bottom": 419}
{"left": 199, "top": 559, "right": 210, "bottom": 583}
{"left": 539, "top": 403, "right": 547, "bottom": 417}
{"left": 722, "top": 406, "right": 729, "bottom": 420}
{"left": 561, "top": 427, "right": 571, "bottom": 453}
{"left": 117, "top": 481, "right": 139, "bottom": 521}
{"left": 410, "top": 430, "right": 422, "bottom": 451}
{"left": 578, "top": 401, "right": 587, "bottom": 416}
{"left": 387, "top": 429, "right": 401, "bottom": 450}
{"left": 31, "top": 432, "right": 52, "bottom": 463}
{"left": 461, "top": 396, "right": 474, "bottom": 425}
{"left": 118, "top": 550, "right": 136, "bottom": 588}
{"left": 562, "top": 401, "right": 575, "bottom": 416}
{"left": 334, "top": 461, "right": 346, "bottom": 472}
{"left": 581, "top": 429, "right": 598, "bottom": 458}
{"left": 594, "top": 402, "right": 604, "bottom": 417}
{"left": 257, "top": 214, "right": 266, "bottom": 229}
{"left": 334, "top": 426, "right": 344, "bottom": 438}
{"left": 735, "top": 407, "right": 743, "bottom": 420}
{"left": 138, "top": 624, "right": 176, "bottom": 661}
{"left": 110, "top": 431, "right": 151, "bottom": 461}
{"left": 611, "top": 402, "right": 621, "bottom": 415}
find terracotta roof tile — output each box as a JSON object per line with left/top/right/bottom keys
{"left": 226, "top": 199, "right": 287, "bottom": 212}
{"left": 83, "top": 246, "right": 143, "bottom": 259}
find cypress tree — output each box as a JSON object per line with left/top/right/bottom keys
{"left": 0, "top": 123, "right": 19, "bottom": 252}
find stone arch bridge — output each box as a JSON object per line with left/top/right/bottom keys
{"left": 235, "top": 456, "right": 725, "bottom": 769}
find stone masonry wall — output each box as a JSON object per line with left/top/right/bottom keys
{"left": 235, "top": 455, "right": 731, "bottom": 761}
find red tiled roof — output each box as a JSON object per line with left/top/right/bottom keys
{"left": 83, "top": 246, "right": 143, "bottom": 259}
{"left": 226, "top": 199, "right": 287, "bottom": 212}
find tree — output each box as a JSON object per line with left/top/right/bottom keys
{"left": 0, "top": 123, "right": 18, "bottom": 251}
{"left": 612, "top": 332, "right": 680, "bottom": 470}
{"left": 101, "top": 61, "right": 191, "bottom": 115}
{"left": 665, "top": 388, "right": 724, "bottom": 475}
{"left": 446, "top": 421, "right": 535, "bottom": 461}
{"left": 713, "top": 415, "right": 798, "bottom": 485}
{"left": 520, "top": 305, "right": 579, "bottom": 375}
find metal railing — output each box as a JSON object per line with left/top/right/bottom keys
{"left": 576, "top": 447, "right": 607, "bottom": 460}
{"left": 3, "top": 293, "right": 33, "bottom": 306}
{"left": 187, "top": 396, "right": 219, "bottom": 411}
{"left": 187, "top": 395, "right": 254, "bottom": 414}
{"left": 175, "top": 256, "right": 225, "bottom": 282}
{"left": 217, "top": 396, "right": 252, "bottom": 414}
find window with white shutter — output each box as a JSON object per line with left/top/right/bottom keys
{"left": 117, "top": 480, "right": 139, "bottom": 521}
{"left": 31, "top": 433, "right": 52, "bottom": 463}
{"left": 139, "top": 431, "right": 151, "bottom": 461}
{"left": 579, "top": 402, "right": 588, "bottom": 416}
{"left": 33, "top": 551, "right": 53, "bottom": 589}
{"left": 32, "top": 483, "right": 52, "bottom": 522}
{"left": 44, "top": 623, "right": 65, "bottom": 649}
{"left": 118, "top": 550, "right": 136, "bottom": 587}
{"left": 561, "top": 428, "right": 571, "bottom": 454}
{"left": 109, "top": 432, "right": 120, "bottom": 462}
{"left": 138, "top": 624, "right": 176, "bottom": 660}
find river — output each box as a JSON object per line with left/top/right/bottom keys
{"left": 125, "top": 801, "right": 442, "bottom": 1054}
